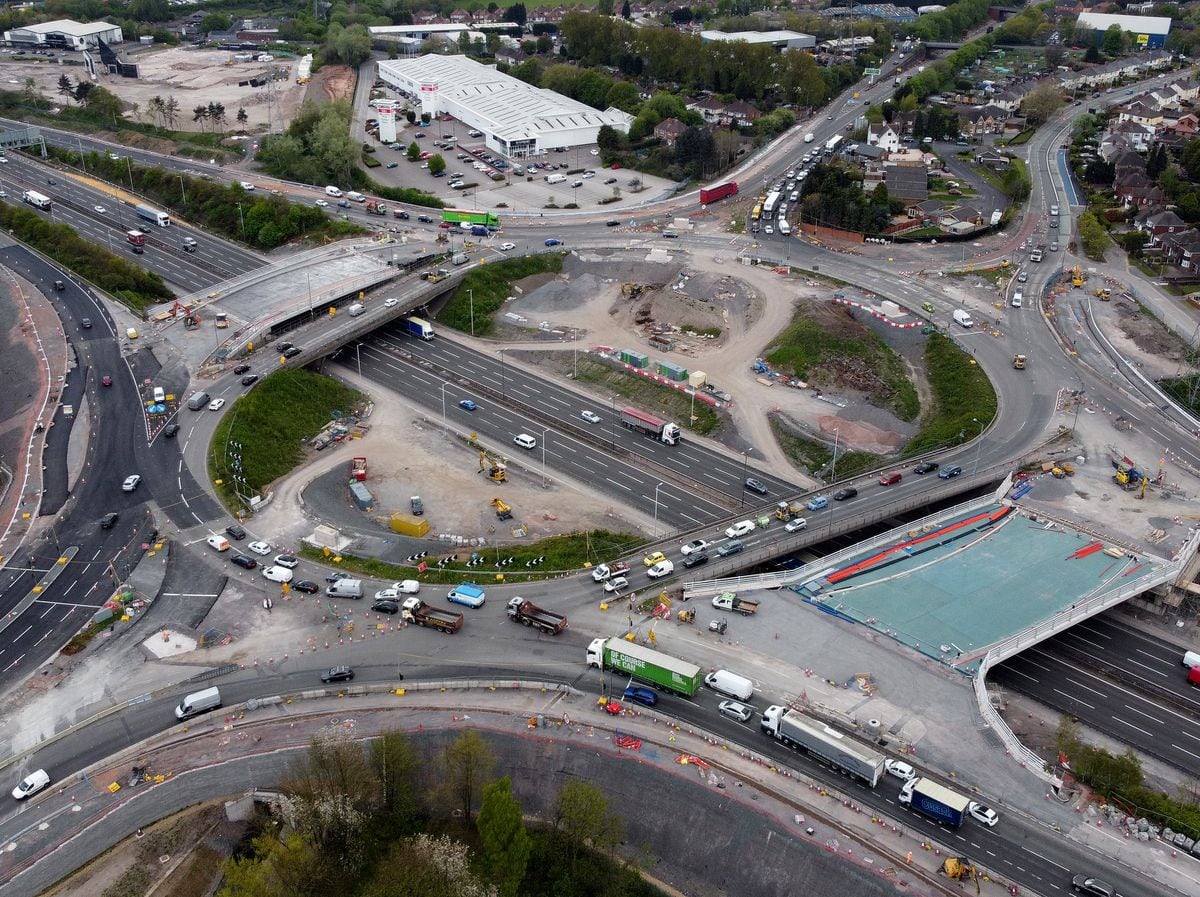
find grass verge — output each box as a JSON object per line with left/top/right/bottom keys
{"left": 902, "top": 333, "right": 997, "bottom": 456}
{"left": 439, "top": 254, "right": 564, "bottom": 336}
{"left": 770, "top": 419, "right": 883, "bottom": 482}
{"left": 570, "top": 358, "right": 720, "bottom": 436}
{"left": 61, "top": 615, "right": 118, "bottom": 656}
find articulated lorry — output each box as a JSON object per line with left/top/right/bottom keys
{"left": 760, "top": 705, "right": 885, "bottom": 787}
{"left": 711, "top": 592, "right": 759, "bottom": 615}
{"left": 401, "top": 597, "right": 463, "bottom": 633}
{"left": 403, "top": 317, "right": 434, "bottom": 340}
{"left": 620, "top": 407, "right": 682, "bottom": 446}
{"left": 899, "top": 777, "right": 970, "bottom": 827}
{"left": 587, "top": 637, "right": 701, "bottom": 696}
{"left": 506, "top": 597, "right": 568, "bottom": 635}
{"left": 135, "top": 204, "right": 170, "bottom": 227}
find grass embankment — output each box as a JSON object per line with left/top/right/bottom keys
{"left": 1161, "top": 374, "right": 1200, "bottom": 418}
{"left": 0, "top": 203, "right": 172, "bottom": 312}
{"left": 571, "top": 358, "right": 720, "bottom": 437}
{"left": 439, "top": 253, "right": 564, "bottom": 337}
{"left": 902, "top": 333, "right": 997, "bottom": 456}
{"left": 208, "top": 370, "right": 366, "bottom": 512}
{"left": 770, "top": 420, "right": 883, "bottom": 482}
{"left": 301, "top": 528, "right": 641, "bottom": 584}
{"left": 765, "top": 310, "right": 921, "bottom": 422}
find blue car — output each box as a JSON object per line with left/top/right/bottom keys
{"left": 806, "top": 496, "right": 829, "bottom": 511}
{"left": 545, "top": 238, "right": 561, "bottom": 246}
{"left": 459, "top": 399, "right": 477, "bottom": 411}
{"left": 623, "top": 685, "right": 658, "bottom": 707}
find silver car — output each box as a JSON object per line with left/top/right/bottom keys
{"left": 718, "top": 700, "right": 754, "bottom": 723}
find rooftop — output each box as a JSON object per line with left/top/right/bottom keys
{"left": 12, "top": 18, "right": 120, "bottom": 36}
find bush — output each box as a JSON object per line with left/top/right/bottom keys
{"left": 903, "top": 333, "right": 997, "bottom": 456}
{"left": 439, "top": 255, "right": 564, "bottom": 336}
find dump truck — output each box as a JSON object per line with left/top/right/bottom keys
{"left": 400, "top": 597, "right": 463, "bottom": 633}
{"left": 506, "top": 597, "right": 568, "bottom": 635}
{"left": 350, "top": 457, "right": 367, "bottom": 481}
{"left": 711, "top": 592, "right": 759, "bottom": 615}
{"left": 620, "top": 407, "right": 682, "bottom": 446}
{"left": 590, "top": 561, "right": 631, "bottom": 582}
{"left": 760, "top": 705, "right": 885, "bottom": 787}
{"left": 586, "top": 637, "right": 702, "bottom": 697}
{"left": 899, "top": 777, "right": 970, "bottom": 827}
{"left": 1012, "top": 354, "right": 1026, "bottom": 370}
{"left": 775, "top": 500, "right": 806, "bottom": 520}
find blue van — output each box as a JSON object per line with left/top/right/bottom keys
{"left": 447, "top": 583, "right": 486, "bottom": 608}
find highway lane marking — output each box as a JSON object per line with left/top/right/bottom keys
{"left": 1063, "top": 677, "right": 1108, "bottom": 698}
{"left": 680, "top": 512, "right": 707, "bottom": 527}
{"left": 1170, "top": 742, "right": 1200, "bottom": 762}
{"left": 1016, "top": 652, "right": 1054, "bottom": 673}
{"left": 605, "top": 477, "right": 632, "bottom": 492}
{"left": 1121, "top": 655, "right": 1173, "bottom": 678}
{"left": 998, "top": 666, "right": 1039, "bottom": 683}
{"left": 1059, "top": 630, "right": 1108, "bottom": 652}
{"left": 1121, "top": 702, "right": 1163, "bottom": 724}
{"left": 1111, "top": 716, "right": 1152, "bottom": 737}
{"left": 11, "top": 625, "right": 32, "bottom": 642}
{"left": 1052, "top": 688, "right": 1093, "bottom": 710}
{"left": 1019, "top": 847, "right": 1070, "bottom": 872}
{"left": 1177, "top": 729, "right": 1200, "bottom": 745}
{"left": 1131, "top": 648, "right": 1172, "bottom": 674}
{"left": 90, "top": 549, "right": 102, "bottom": 561}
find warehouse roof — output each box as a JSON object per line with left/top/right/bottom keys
{"left": 1074, "top": 12, "right": 1172, "bottom": 35}
{"left": 14, "top": 19, "right": 120, "bottom": 37}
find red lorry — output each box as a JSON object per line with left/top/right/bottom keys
{"left": 700, "top": 182, "right": 738, "bottom": 205}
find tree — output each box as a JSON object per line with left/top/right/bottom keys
{"left": 84, "top": 86, "right": 123, "bottom": 124}
{"left": 596, "top": 124, "right": 623, "bottom": 153}
{"left": 57, "top": 74, "right": 73, "bottom": 102}
{"left": 1077, "top": 210, "right": 1111, "bottom": 261}
{"left": 621, "top": 0, "right": 631, "bottom": 17}
{"left": 164, "top": 96, "right": 180, "bottom": 128}
{"left": 553, "top": 780, "right": 624, "bottom": 863}
{"left": 407, "top": 141, "right": 421, "bottom": 161}
{"left": 1045, "top": 43, "right": 1066, "bottom": 71}
{"left": 218, "top": 831, "right": 336, "bottom": 897}
{"left": 1021, "top": 81, "right": 1065, "bottom": 126}
{"left": 200, "top": 11, "right": 231, "bottom": 33}
{"left": 1182, "top": 137, "right": 1200, "bottom": 182}
{"left": 441, "top": 730, "right": 494, "bottom": 820}
{"left": 428, "top": 153, "right": 446, "bottom": 175}
{"left": 370, "top": 730, "right": 420, "bottom": 828}
{"left": 361, "top": 835, "right": 496, "bottom": 897}
{"left": 237, "top": 107, "right": 248, "bottom": 128}
{"left": 1102, "top": 24, "right": 1125, "bottom": 58}
{"left": 1146, "top": 143, "right": 1168, "bottom": 178}
{"left": 506, "top": 3, "right": 527, "bottom": 27}
{"left": 325, "top": 23, "right": 373, "bottom": 67}
{"left": 476, "top": 777, "right": 530, "bottom": 897}
{"left": 193, "top": 105, "right": 210, "bottom": 130}
{"left": 604, "top": 80, "right": 640, "bottom": 114}
{"left": 597, "top": 0, "right": 613, "bottom": 14}
{"left": 1085, "top": 45, "right": 1102, "bottom": 64}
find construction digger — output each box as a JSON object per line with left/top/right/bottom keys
{"left": 1112, "top": 454, "right": 1149, "bottom": 497}
{"left": 1071, "top": 266, "right": 1084, "bottom": 288}
{"left": 491, "top": 497, "right": 513, "bottom": 520}
{"left": 1094, "top": 287, "right": 1111, "bottom": 300}
{"left": 940, "top": 857, "right": 981, "bottom": 893}
{"left": 479, "top": 450, "right": 507, "bottom": 483}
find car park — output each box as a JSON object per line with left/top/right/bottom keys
{"left": 643, "top": 551, "right": 667, "bottom": 567}
{"left": 208, "top": 398, "right": 225, "bottom": 411}
{"left": 230, "top": 554, "right": 257, "bottom": 570}
{"left": 602, "top": 576, "right": 629, "bottom": 593}
{"left": 371, "top": 600, "right": 400, "bottom": 614}
{"left": 247, "top": 541, "right": 271, "bottom": 556}
{"left": 274, "top": 554, "right": 299, "bottom": 569}
{"left": 321, "top": 665, "right": 354, "bottom": 683}
{"left": 725, "top": 520, "right": 755, "bottom": 538}
{"left": 806, "top": 496, "right": 828, "bottom": 511}
{"left": 1070, "top": 877, "right": 1113, "bottom": 897}
{"left": 647, "top": 560, "right": 674, "bottom": 578}
{"left": 784, "top": 517, "right": 808, "bottom": 532}
{"left": 241, "top": 374, "right": 258, "bottom": 386}
{"left": 580, "top": 409, "right": 601, "bottom": 424}
{"left": 744, "top": 478, "right": 768, "bottom": 495}
{"left": 718, "top": 700, "right": 754, "bottom": 722}
{"left": 622, "top": 685, "right": 658, "bottom": 706}
{"left": 938, "top": 465, "right": 963, "bottom": 479}
{"left": 914, "top": 461, "right": 939, "bottom": 474}
{"left": 885, "top": 759, "right": 916, "bottom": 781}
{"left": 122, "top": 474, "right": 141, "bottom": 492}
{"left": 833, "top": 487, "right": 858, "bottom": 501}
{"left": 681, "top": 539, "right": 708, "bottom": 556}
{"left": 293, "top": 580, "right": 319, "bottom": 594}
{"left": 100, "top": 512, "right": 119, "bottom": 529}
{"left": 11, "top": 769, "right": 50, "bottom": 800}
{"left": 459, "top": 399, "right": 477, "bottom": 411}
{"left": 967, "top": 802, "right": 998, "bottom": 827}
{"left": 225, "top": 524, "right": 247, "bottom": 540}
{"left": 716, "top": 540, "right": 745, "bottom": 557}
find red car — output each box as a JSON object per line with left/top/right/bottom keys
{"left": 101, "top": 375, "right": 112, "bottom": 387}
{"left": 879, "top": 471, "right": 902, "bottom": 486}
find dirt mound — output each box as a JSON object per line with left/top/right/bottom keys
{"left": 313, "top": 65, "right": 355, "bottom": 103}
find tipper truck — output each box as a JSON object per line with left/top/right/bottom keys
{"left": 401, "top": 597, "right": 463, "bottom": 633}
{"left": 506, "top": 597, "right": 568, "bottom": 634}
{"left": 620, "top": 407, "right": 682, "bottom": 446}
{"left": 761, "top": 705, "right": 885, "bottom": 787}
{"left": 899, "top": 777, "right": 970, "bottom": 827}
{"left": 587, "top": 637, "right": 701, "bottom": 696}
{"left": 711, "top": 592, "right": 759, "bottom": 615}
{"left": 699, "top": 182, "right": 738, "bottom": 205}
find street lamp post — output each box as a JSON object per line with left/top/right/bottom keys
{"left": 740, "top": 449, "right": 752, "bottom": 507}
{"left": 972, "top": 416, "right": 984, "bottom": 474}
{"left": 179, "top": 174, "right": 186, "bottom": 206}
{"left": 1071, "top": 389, "right": 1086, "bottom": 435}
{"left": 572, "top": 327, "right": 578, "bottom": 379}
{"left": 236, "top": 203, "right": 245, "bottom": 236}
{"left": 830, "top": 427, "right": 840, "bottom": 483}
{"left": 610, "top": 395, "right": 617, "bottom": 447}
{"left": 652, "top": 482, "right": 665, "bottom": 538}
{"left": 441, "top": 382, "right": 449, "bottom": 432}
{"left": 540, "top": 427, "right": 549, "bottom": 488}
{"left": 500, "top": 347, "right": 506, "bottom": 397}
{"left": 468, "top": 287, "right": 475, "bottom": 337}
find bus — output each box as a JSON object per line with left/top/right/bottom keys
{"left": 22, "top": 190, "right": 51, "bottom": 211}
{"left": 441, "top": 208, "right": 500, "bottom": 229}
{"left": 762, "top": 191, "right": 782, "bottom": 218}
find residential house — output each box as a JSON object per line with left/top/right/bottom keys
{"left": 496, "top": 46, "right": 529, "bottom": 65}
{"left": 1116, "top": 100, "right": 1164, "bottom": 130}
{"left": 866, "top": 123, "right": 901, "bottom": 153}
{"left": 686, "top": 96, "right": 727, "bottom": 124}
{"left": 906, "top": 199, "right": 944, "bottom": 220}
{"left": 958, "top": 107, "right": 1000, "bottom": 136}
{"left": 448, "top": 8, "right": 471, "bottom": 23}
{"left": 1110, "top": 119, "right": 1155, "bottom": 152}
{"left": 1134, "top": 208, "right": 1188, "bottom": 236}
{"left": 989, "top": 87, "right": 1026, "bottom": 112}
{"left": 654, "top": 117, "right": 688, "bottom": 146}
{"left": 975, "top": 150, "right": 1011, "bottom": 171}
{"left": 1161, "top": 228, "right": 1200, "bottom": 270}
{"left": 1002, "top": 116, "right": 1027, "bottom": 136}
{"left": 851, "top": 143, "right": 887, "bottom": 161}
{"left": 1115, "top": 178, "right": 1166, "bottom": 208}
{"left": 938, "top": 205, "right": 984, "bottom": 234}
{"left": 1167, "top": 113, "right": 1199, "bottom": 138}
{"left": 1169, "top": 79, "right": 1200, "bottom": 104}
{"left": 722, "top": 100, "right": 760, "bottom": 126}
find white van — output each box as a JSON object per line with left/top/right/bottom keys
{"left": 1011, "top": 290, "right": 1023, "bottom": 308}
{"left": 778, "top": 220, "right": 792, "bottom": 236}
{"left": 153, "top": 386, "right": 165, "bottom": 403}
{"left": 704, "top": 669, "right": 755, "bottom": 702}
{"left": 347, "top": 303, "right": 365, "bottom": 317}
{"left": 346, "top": 191, "right": 366, "bottom": 203}
{"left": 324, "top": 185, "right": 343, "bottom": 197}
{"left": 206, "top": 534, "right": 230, "bottom": 552}
{"left": 261, "top": 565, "right": 294, "bottom": 584}
{"left": 545, "top": 174, "right": 566, "bottom": 185}
{"left": 327, "top": 578, "right": 363, "bottom": 598}
{"left": 952, "top": 309, "right": 974, "bottom": 328}
{"left": 1183, "top": 651, "right": 1200, "bottom": 669}
{"left": 513, "top": 433, "right": 537, "bottom": 450}
{"left": 175, "top": 686, "right": 221, "bottom": 720}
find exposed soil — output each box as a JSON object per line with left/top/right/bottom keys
{"left": 1110, "top": 296, "right": 1192, "bottom": 366}
{"left": 311, "top": 64, "right": 355, "bottom": 104}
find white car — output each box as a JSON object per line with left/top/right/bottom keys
{"left": 208, "top": 398, "right": 225, "bottom": 411}
{"left": 968, "top": 802, "right": 999, "bottom": 827}
{"left": 646, "top": 559, "right": 674, "bottom": 579}
{"left": 590, "top": 148, "right": 599, "bottom": 155}
{"left": 680, "top": 539, "right": 708, "bottom": 556}
{"left": 324, "top": 186, "right": 342, "bottom": 197}
{"left": 602, "top": 576, "right": 629, "bottom": 593}
{"left": 498, "top": 242, "right": 516, "bottom": 252}
{"left": 718, "top": 700, "right": 754, "bottom": 723}
{"left": 11, "top": 769, "right": 50, "bottom": 800}
{"left": 247, "top": 541, "right": 272, "bottom": 556}
{"left": 273, "top": 554, "right": 299, "bottom": 569}
{"left": 580, "top": 410, "right": 601, "bottom": 424}
{"left": 764, "top": 224, "right": 774, "bottom": 235}
{"left": 389, "top": 579, "right": 421, "bottom": 594}
{"left": 261, "top": 565, "right": 293, "bottom": 583}
{"left": 785, "top": 517, "right": 808, "bottom": 533}
{"left": 239, "top": 181, "right": 255, "bottom": 191}
{"left": 315, "top": 199, "right": 329, "bottom": 207}
{"left": 885, "top": 759, "right": 916, "bottom": 781}
{"left": 121, "top": 474, "right": 141, "bottom": 492}
{"left": 384, "top": 297, "right": 399, "bottom": 307}
{"left": 725, "top": 520, "right": 755, "bottom": 539}
{"left": 94, "top": 204, "right": 107, "bottom": 214}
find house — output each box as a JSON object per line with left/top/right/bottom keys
{"left": 1003, "top": 116, "right": 1027, "bottom": 135}
{"left": 654, "top": 117, "right": 688, "bottom": 146}
{"left": 958, "top": 107, "right": 1000, "bottom": 136}
{"left": 1161, "top": 229, "right": 1200, "bottom": 270}
{"left": 883, "top": 164, "right": 928, "bottom": 202}
{"left": 1169, "top": 79, "right": 1200, "bottom": 104}
{"left": 866, "top": 123, "right": 901, "bottom": 153}
{"left": 722, "top": 100, "right": 760, "bottom": 126}
{"left": 1135, "top": 208, "right": 1188, "bottom": 236}
{"left": 975, "top": 150, "right": 1010, "bottom": 171}
{"left": 990, "top": 87, "right": 1025, "bottom": 112}
{"left": 938, "top": 205, "right": 984, "bottom": 234}
{"left": 1168, "top": 113, "right": 1199, "bottom": 138}
{"left": 496, "top": 46, "right": 529, "bottom": 65}
{"left": 686, "top": 96, "right": 727, "bottom": 124}
{"left": 1110, "top": 120, "right": 1155, "bottom": 152}
{"left": 851, "top": 143, "right": 887, "bottom": 161}
{"left": 1116, "top": 100, "right": 1163, "bottom": 130}
{"left": 1116, "top": 181, "right": 1166, "bottom": 208}
{"left": 907, "top": 199, "right": 944, "bottom": 220}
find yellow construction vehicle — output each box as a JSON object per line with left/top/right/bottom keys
{"left": 479, "top": 450, "right": 507, "bottom": 483}
{"left": 491, "top": 497, "right": 513, "bottom": 520}
{"left": 1012, "top": 354, "right": 1026, "bottom": 369}
{"left": 1094, "top": 287, "right": 1111, "bottom": 300}
{"left": 1071, "top": 266, "right": 1084, "bottom": 288}
{"left": 940, "top": 857, "right": 981, "bottom": 893}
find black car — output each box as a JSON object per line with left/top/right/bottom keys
{"left": 225, "top": 523, "right": 247, "bottom": 540}
{"left": 240, "top": 374, "right": 259, "bottom": 386}
{"left": 81, "top": 318, "right": 92, "bottom": 329}
{"left": 233, "top": 364, "right": 251, "bottom": 375}
{"left": 833, "top": 487, "right": 858, "bottom": 501}
{"left": 283, "top": 347, "right": 302, "bottom": 359}
{"left": 605, "top": 219, "right": 620, "bottom": 226}
{"left": 293, "top": 580, "right": 320, "bottom": 594}
{"left": 275, "top": 341, "right": 294, "bottom": 353}
{"left": 326, "top": 571, "right": 350, "bottom": 583}
{"left": 321, "top": 665, "right": 354, "bottom": 683}
{"left": 230, "top": 554, "right": 257, "bottom": 569}
{"left": 938, "top": 465, "right": 963, "bottom": 479}
{"left": 417, "top": 214, "right": 434, "bottom": 223}
{"left": 744, "top": 478, "right": 768, "bottom": 495}
{"left": 163, "top": 423, "right": 180, "bottom": 438}
{"left": 371, "top": 600, "right": 400, "bottom": 614}
{"left": 682, "top": 552, "right": 709, "bottom": 569}
{"left": 100, "top": 512, "right": 119, "bottom": 529}
{"left": 914, "top": 461, "right": 939, "bottom": 474}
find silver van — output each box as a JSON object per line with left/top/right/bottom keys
{"left": 327, "top": 578, "right": 363, "bottom": 599}
{"left": 186, "top": 391, "right": 210, "bottom": 410}
{"left": 175, "top": 686, "right": 221, "bottom": 720}
{"left": 347, "top": 303, "right": 365, "bottom": 317}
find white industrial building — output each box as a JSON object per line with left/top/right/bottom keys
{"left": 1074, "top": 12, "right": 1171, "bottom": 49}
{"left": 700, "top": 30, "right": 816, "bottom": 51}
{"left": 376, "top": 54, "right": 633, "bottom": 159}
{"left": 4, "top": 19, "right": 123, "bottom": 50}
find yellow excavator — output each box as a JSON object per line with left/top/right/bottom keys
{"left": 1071, "top": 265, "right": 1084, "bottom": 288}
{"left": 941, "top": 857, "right": 981, "bottom": 892}
{"left": 491, "top": 497, "right": 513, "bottom": 520}
{"left": 479, "top": 450, "right": 507, "bottom": 483}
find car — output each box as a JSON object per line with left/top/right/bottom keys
{"left": 382, "top": 297, "right": 400, "bottom": 309}
{"left": 622, "top": 685, "right": 658, "bottom": 706}
{"left": 208, "top": 398, "right": 225, "bottom": 411}
{"left": 233, "top": 364, "right": 251, "bottom": 375}
{"left": 1070, "top": 876, "right": 1114, "bottom": 897}
{"left": 718, "top": 700, "right": 754, "bottom": 723}
{"left": 1050, "top": 242, "right": 1059, "bottom": 252}
{"left": 833, "top": 487, "right": 858, "bottom": 501}
{"left": 604, "top": 177, "right": 618, "bottom": 185}
{"left": 315, "top": 199, "right": 329, "bottom": 207}
{"left": 1017, "top": 271, "right": 1028, "bottom": 283}
{"left": 646, "top": 560, "right": 674, "bottom": 578}
{"left": 417, "top": 214, "right": 434, "bottom": 223}
{"left": 81, "top": 318, "right": 92, "bottom": 329}
{"left": 321, "top": 665, "right": 354, "bottom": 683}
{"left": 239, "top": 181, "right": 255, "bottom": 191}
{"left": 968, "top": 802, "right": 999, "bottom": 827}
{"left": 371, "top": 599, "right": 400, "bottom": 614}
{"left": 602, "top": 576, "right": 629, "bottom": 593}
{"left": 806, "top": 496, "right": 828, "bottom": 511}
{"left": 230, "top": 554, "right": 257, "bottom": 570}
{"left": 682, "top": 552, "right": 709, "bottom": 569}
{"left": 225, "top": 524, "right": 246, "bottom": 540}
{"left": 262, "top": 565, "right": 293, "bottom": 583}
{"left": 325, "top": 571, "right": 350, "bottom": 582}
{"left": 498, "top": 242, "right": 516, "bottom": 252}
{"left": 389, "top": 579, "right": 421, "bottom": 594}
{"left": 580, "top": 409, "right": 601, "bottom": 424}
{"left": 885, "top": 759, "right": 916, "bottom": 781}
{"left": 122, "top": 474, "right": 141, "bottom": 492}
{"left": 785, "top": 517, "right": 808, "bottom": 532}
{"left": 293, "top": 580, "right": 319, "bottom": 594}
{"left": 283, "top": 347, "right": 302, "bottom": 358}
{"left": 385, "top": 162, "right": 398, "bottom": 169}
{"left": 238, "top": 373, "right": 259, "bottom": 387}
{"left": 744, "top": 478, "right": 768, "bottom": 495}
{"left": 100, "top": 512, "right": 119, "bottom": 529}
{"left": 101, "top": 375, "right": 112, "bottom": 387}
{"left": 94, "top": 204, "right": 106, "bottom": 214}
{"left": 914, "top": 461, "right": 939, "bottom": 474}
{"left": 879, "top": 472, "right": 902, "bottom": 486}
{"left": 246, "top": 541, "right": 271, "bottom": 556}
{"left": 274, "top": 554, "right": 299, "bottom": 569}
{"left": 163, "top": 423, "right": 180, "bottom": 438}
{"left": 545, "top": 238, "right": 561, "bottom": 246}
{"left": 458, "top": 399, "right": 477, "bottom": 411}
{"left": 764, "top": 224, "right": 774, "bottom": 235}
{"left": 725, "top": 520, "right": 755, "bottom": 539}
{"left": 681, "top": 539, "right": 709, "bottom": 556}
{"left": 513, "top": 433, "right": 536, "bottom": 450}
{"left": 716, "top": 540, "right": 745, "bottom": 557}
{"left": 11, "top": 769, "right": 50, "bottom": 800}
{"left": 938, "top": 465, "right": 963, "bottom": 479}
{"left": 643, "top": 551, "right": 667, "bottom": 567}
